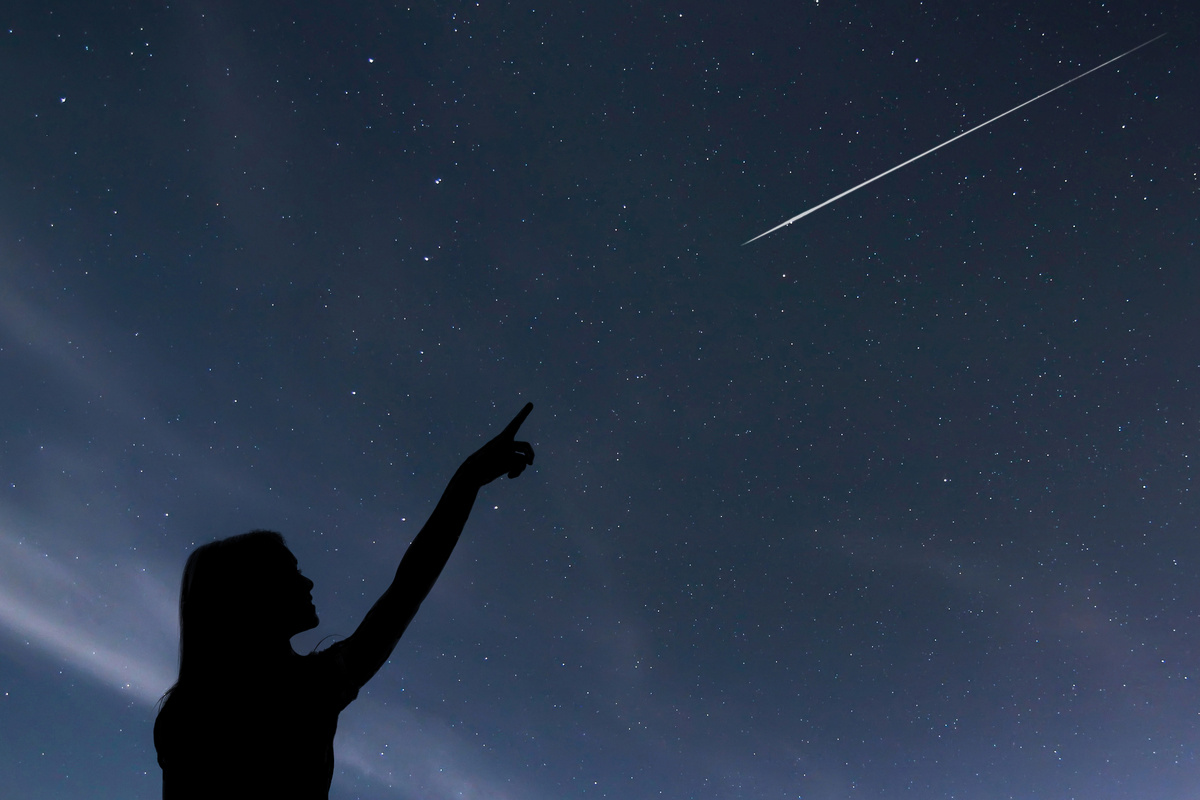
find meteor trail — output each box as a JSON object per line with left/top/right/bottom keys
{"left": 743, "top": 33, "right": 1167, "bottom": 245}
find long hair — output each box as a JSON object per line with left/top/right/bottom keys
{"left": 160, "top": 530, "right": 291, "bottom": 706}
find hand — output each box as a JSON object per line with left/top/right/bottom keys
{"left": 460, "top": 403, "right": 535, "bottom": 486}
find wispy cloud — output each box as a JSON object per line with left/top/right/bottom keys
{"left": 0, "top": 525, "right": 178, "bottom": 704}
{"left": 334, "top": 709, "right": 527, "bottom": 800}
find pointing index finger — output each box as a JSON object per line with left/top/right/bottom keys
{"left": 500, "top": 402, "right": 534, "bottom": 439}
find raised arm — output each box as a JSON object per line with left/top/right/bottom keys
{"left": 340, "top": 403, "right": 534, "bottom": 688}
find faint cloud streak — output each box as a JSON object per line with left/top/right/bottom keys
{"left": 0, "top": 526, "right": 178, "bottom": 705}
{"left": 334, "top": 708, "right": 528, "bottom": 800}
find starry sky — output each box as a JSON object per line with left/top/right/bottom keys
{"left": 1, "top": 2, "right": 1197, "bottom": 798}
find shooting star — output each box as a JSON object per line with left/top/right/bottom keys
{"left": 743, "top": 33, "right": 1167, "bottom": 245}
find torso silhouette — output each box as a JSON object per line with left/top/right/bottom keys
{"left": 154, "top": 643, "right": 359, "bottom": 799}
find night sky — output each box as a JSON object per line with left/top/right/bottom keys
{"left": 1, "top": 2, "right": 1197, "bottom": 798}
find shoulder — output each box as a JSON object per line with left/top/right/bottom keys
{"left": 154, "top": 691, "right": 186, "bottom": 746}
{"left": 154, "top": 691, "right": 207, "bottom": 770}
{"left": 298, "top": 642, "right": 361, "bottom": 709}
{"left": 302, "top": 637, "right": 351, "bottom": 671}
{"left": 153, "top": 697, "right": 173, "bottom": 757}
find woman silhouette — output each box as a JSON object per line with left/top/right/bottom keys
{"left": 154, "top": 404, "right": 535, "bottom": 799}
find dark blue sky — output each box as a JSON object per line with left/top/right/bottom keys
{"left": 1, "top": 2, "right": 1197, "bottom": 798}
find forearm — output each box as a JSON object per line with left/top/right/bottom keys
{"left": 390, "top": 467, "right": 481, "bottom": 604}
{"left": 387, "top": 403, "right": 532, "bottom": 602}
{"left": 340, "top": 404, "right": 532, "bottom": 687}
{"left": 341, "top": 468, "right": 482, "bottom": 685}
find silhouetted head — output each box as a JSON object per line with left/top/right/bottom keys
{"left": 172, "top": 531, "right": 318, "bottom": 689}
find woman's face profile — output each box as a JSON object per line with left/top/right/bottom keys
{"left": 262, "top": 548, "right": 319, "bottom": 638}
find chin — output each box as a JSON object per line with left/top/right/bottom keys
{"left": 291, "top": 612, "right": 319, "bottom": 636}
